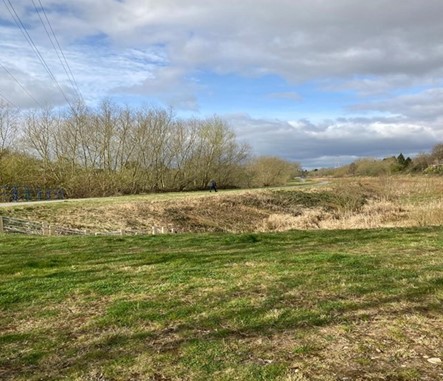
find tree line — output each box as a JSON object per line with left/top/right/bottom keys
{"left": 0, "top": 101, "right": 300, "bottom": 198}
{"left": 310, "top": 145, "right": 443, "bottom": 177}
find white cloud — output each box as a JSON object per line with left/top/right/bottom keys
{"left": 2, "top": 0, "right": 443, "bottom": 166}
{"left": 227, "top": 113, "right": 440, "bottom": 168}
{"left": 4, "top": 1, "right": 443, "bottom": 98}
{"left": 351, "top": 88, "right": 443, "bottom": 121}
{"left": 8, "top": 1, "right": 443, "bottom": 81}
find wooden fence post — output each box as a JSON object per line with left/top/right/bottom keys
{"left": 0, "top": 216, "right": 4, "bottom": 233}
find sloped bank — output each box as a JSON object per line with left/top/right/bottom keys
{"left": 1, "top": 181, "right": 410, "bottom": 234}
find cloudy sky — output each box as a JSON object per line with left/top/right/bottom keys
{"left": 1, "top": 0, "right": 443, "bottom": 168}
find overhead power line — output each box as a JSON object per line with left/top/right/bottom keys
{"left": 0, "top": 62, "right": 43, "bottom": 108}
{"left": 0, "top": 91, "right": 18, "bottom": 108}
{"left": 32, "top": 0, "right": 84, "bottom": 103}
{"left": 2, "top": 0, "right": 75, "bottom": 109}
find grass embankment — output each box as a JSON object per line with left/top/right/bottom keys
{"left": 2, "top": 176, "right": 443, "bottom": 233}
{"left": 1, "top": 228, "right": 443, "bottom": 380}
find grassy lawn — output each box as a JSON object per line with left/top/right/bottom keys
{"left": 1, "top": 227, "right": 443, "bottom": 380}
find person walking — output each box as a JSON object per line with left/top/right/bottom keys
{"left": 209, "top": 179, "right": 217, "bottom": 192}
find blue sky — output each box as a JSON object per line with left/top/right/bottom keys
{"left": 1, "top": 0, "right": 443, "bottom": 168}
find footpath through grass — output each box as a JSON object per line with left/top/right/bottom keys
{"left": 1, "top": 228, "right": 443, "bottom": 380}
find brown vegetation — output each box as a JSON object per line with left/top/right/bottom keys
{"left": 3, "top": 176, "right": 443, "bottom": 234}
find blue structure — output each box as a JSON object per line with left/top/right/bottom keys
{"left": 0, "top": 185, "right": 66, "bottom": 202}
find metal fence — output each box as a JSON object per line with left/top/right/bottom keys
{"left": 0, "top": 186, "right": 65, "bottom": 203}
{"left": 0, "top": 216, "right": 86, "bottom": 235}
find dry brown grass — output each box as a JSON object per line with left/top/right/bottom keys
{"left": 3, "top": 176, "right": 443, "bottom": 233}
{"left": 257, "top": 176, "right": 443, "bottom": 231}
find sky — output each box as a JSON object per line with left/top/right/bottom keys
{"left": 1, "top": 0, "right": 443, "bottom": 169}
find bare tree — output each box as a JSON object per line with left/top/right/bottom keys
{"left": 13, "top": 101, "right": 252, "bottom": 196}
{"left": 247, "top": 156, "right": 295, "bottom": 187}
{"left": 190, "top": 116, "right": 249, "bottom": 189}
{"left": 168, "top": 118, "right": 201, "bottom": 190}
{"left": 22, "top": 108, "right": 56, "bottom": 163}
{"left": 21, "top": 107, "right": 63, "bottom": 187}
{"left": 431, "top": 143, "right": 443, "bottom": 164}
{"left": 0, "top": 102, "right": 19, "bottom": 153}
{"left": 0, "top": 102, "right": 20, "bottom": 185}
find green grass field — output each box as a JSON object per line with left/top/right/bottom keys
{"left": 1, "top": 227, "right": 443, "bottom": 380}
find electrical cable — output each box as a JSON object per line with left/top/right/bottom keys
{"left": 0, "top": 62, "right": 43, "bottom": 108}
{"left": 3, "top": 0, "right": 75, "bottom": 109}
{"left": 0, "top": 91, "right": 19, "bottom": 108}
{"left": 33, "top": 0, "right": 85, "bottom": 103}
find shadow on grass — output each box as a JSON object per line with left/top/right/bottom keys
{"left": 14, "top": 273, "right": 438, "bottom": 380}
{"left": 1, "top": 227, "right": 443, "bottom": 380}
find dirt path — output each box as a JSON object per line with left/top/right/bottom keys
{"left": 0, "top": 199, "right": 68, "bottom": 208}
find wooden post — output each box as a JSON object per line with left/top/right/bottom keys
{"left": 0, "top": 216, "right": 4, "bottom": 233}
